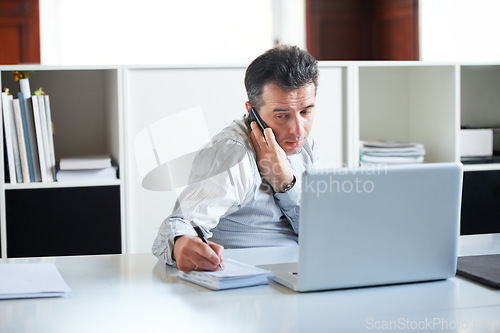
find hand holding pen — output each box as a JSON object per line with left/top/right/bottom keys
{"left": 190, "top": 221, "right": 224, "bottom": 270}
{"left": 172, "top": 222, "right": 225, "bottom": 272}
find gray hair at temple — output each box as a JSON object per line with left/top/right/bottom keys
{"left": 244, "top": 44, "right": 319, "bottom": 111}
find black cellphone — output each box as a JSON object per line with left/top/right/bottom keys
{"left": 248, "top": 107, "right": 267, "bottom": 133}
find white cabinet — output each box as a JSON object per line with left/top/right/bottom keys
{"left": 0, "top": 66, "right": 124, "bottom": 258}
{"left": 1, "top": 62, "right": 499, "bottom": 257}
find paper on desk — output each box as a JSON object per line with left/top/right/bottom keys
{"left": 200, "top": 259, "right": 270, "bottom": 278}
{"left": 0, "top": 263, "right": 71, "bottom": 299}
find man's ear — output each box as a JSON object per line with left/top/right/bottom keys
{"left": 245, "top": 101, "right": 253, "bottom": 113}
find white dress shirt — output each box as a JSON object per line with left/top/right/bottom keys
{"left": 152, "top": 116, "right": 320, "bottom": 266}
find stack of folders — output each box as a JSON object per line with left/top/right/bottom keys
{"left": 178, "top": 259, "right": 271, "bottom": 290}
{"left": 1, "top": 88, "right": 56, "bottom": 184}
{"left": 360, "top": 141, "right": 426, "bottom": 166}
{"left": 56, "top": 155, "right": 118, "bottom": 182}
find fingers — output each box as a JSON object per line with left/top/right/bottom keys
{"left": 250, "top": 121, "right": 279, "bottom": 151}
{"left": 208, "top": 241, "right": 225, "bottom": 268}
{"left": 249, "top": 122, "right": 265, "bottom": 151}
{"left": 191, "top": 250, "right": 221, "bottom": 271}
{"left": 262, "top": 128, "right": 280, "bottom": 151}
{"left": 250, "top": 122, "right": 274, "bottom": 144}
{"left": 249, "top": 121, "right": 293, "bottom": 192}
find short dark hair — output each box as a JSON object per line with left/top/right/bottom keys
{"left": 244, "top": 45, "right": 319, "bottom": 111}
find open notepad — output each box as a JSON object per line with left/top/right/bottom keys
{"left": 0, "top": 263, "right": 71, "bottom": 299}
{"left": 178, "top": 259, "right": 271, "bottom": 290}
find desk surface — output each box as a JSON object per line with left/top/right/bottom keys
{"left": 1, "top": 234, "right": 500, "bottom": 333}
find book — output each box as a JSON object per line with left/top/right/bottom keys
{"left": 178, "top": 259, "right": 271, "bottom": 290}
{"left": 18, "top": 92, "right": 42, "bottom": 182}
{"left": 43, "top": 95, "right": 56, "bottom": 180}
{"left": 31, "top": 96, "right": 49, "bottom": 182}
{"left": 36, "top": 96, "right": 55, "bottom": 182}
{"left": 0, "top": 263, "right": 71, "bottom": 299}
{"left": 56, "top": 165, "right": 118, "bottom": 182}
{"left": 12, "top": 99, "right": 30, "bottom": 183}
{"left": 2, "top": 92, "right": 22, "bottom": 183}
{"left": 457, "top": 254, "right": 500, "bottom": 289}
{"left": 59, "top": 155, "right": 112, "bottom": 170}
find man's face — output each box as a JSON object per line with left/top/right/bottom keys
{"left": 254, "top": 82, "right": 316, "bottom": 156}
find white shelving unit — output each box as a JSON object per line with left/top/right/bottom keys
{"left": 0, "top": 66, "right": 124, "bottom": 258}
{"left": 1, "top": 61, "right": 499, "bottom": 257}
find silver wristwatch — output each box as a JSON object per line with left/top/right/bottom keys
{"left": 281, "top": 175, "right": 296, "bottom": 193}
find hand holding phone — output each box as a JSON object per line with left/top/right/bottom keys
{"left": 247, "top": 106, "right": 295, "bottom": 193}
{"left": 247, "top": 107, "right": 267, "bottom": 133}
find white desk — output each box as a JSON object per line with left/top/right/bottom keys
{"left": 1, "top": 234, "right": 500, "bottom": 333}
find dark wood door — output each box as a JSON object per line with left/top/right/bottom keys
{"left": 306, "top": 0, "right": 419, "bottom": 60}
{"left": 0, "top": 0, "right": 40, "bottom": 64}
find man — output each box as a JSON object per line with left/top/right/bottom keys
{"left": 153, "top": 45, "right": 320, "bottom": 271}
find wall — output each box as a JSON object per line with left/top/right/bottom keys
{"left": 39, "top": 0, "right": 306, "bottom": 66}
{"left": 40, "top": 1, "right": 500, "bottom": 65}
{"left": 420, "top": 0, "right": 500, "bottom": 61}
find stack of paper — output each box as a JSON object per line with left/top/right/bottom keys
{"left": 178, "top": 259, "right": 271, "bottom": 290}
{"left": 360, "top": 141, "right": 426, "bottom": 165}
{"left": 56, "top": 155, "right": 118, "bottom": 182}
{"left": 0, "top": 263, "right": 71, "bottom": 299}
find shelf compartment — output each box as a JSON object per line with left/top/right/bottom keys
{"left": 358, "top": 65, "right": 457, "bottom": 163}
{"left": 1, "top": 67, "right": 121, "bottom": 171}
{"left": 5, "top": 185, "right": 121, "bottom": 258}
{"left": 461, "top": 65, "right": 500, "bottom": 129}
{"left": 461, "top": 169, "right": 500, "bottom": 235}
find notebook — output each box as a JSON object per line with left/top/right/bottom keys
{"left": 260, "top": 162, "right": 463, "bottom": 292}
{"left": 178, "top": 259, "right": 270, "bottom": 290}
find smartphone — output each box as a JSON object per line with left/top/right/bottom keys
{"left": 248, "top": 107, "right": 267, "bottom": 133}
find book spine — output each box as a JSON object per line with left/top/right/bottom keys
{"left": 44, "top": 95, "right": 56, "bottom": 180}
{"left": 2, "top": 92, "right": 21, "bottom": 183}
{"left": 19, "top": 92, "right": 43, "bottom": 182}
{"left": 12, "top": 99, "right": 30, "bottom": 183}
{"left": 32, "top": 96, "right": 48, "bottom": 182}
{"left": 17, "top": 92, "right": 35, "bottom": 182}
{"left": 37, "top": 95, "right": 55, "bottom": 182}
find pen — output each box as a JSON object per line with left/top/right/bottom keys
{"left": 190, "top": 221, "right": 223, "bottom": 270}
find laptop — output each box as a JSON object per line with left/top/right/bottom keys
{"left": 260, "top": 162, "right": 463, "bottom": 292}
